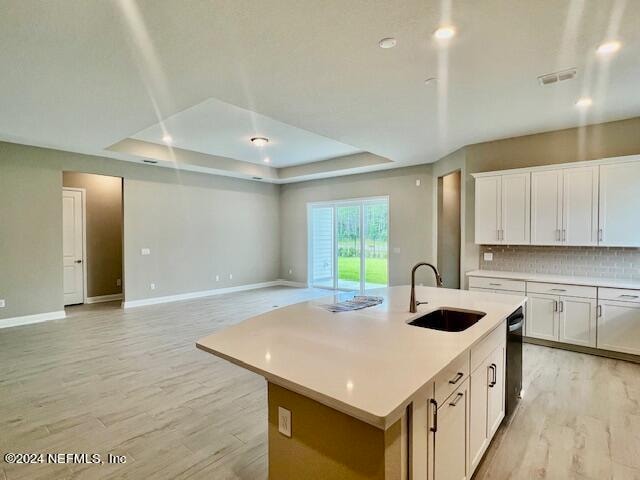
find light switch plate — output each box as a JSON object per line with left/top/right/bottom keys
{"left": 150, "top": 283, "right": 156, "bottom": 290}
{"left": 483, "top": 252, "right": 493, "bottom": 261}
{"left": 215, "top": 275, "right": 220, "bottom": 282}
{"left": 278, "top": 407, "right": 291, "bottom": 437}
{"left": 415, "top": 179, "right": 421, "bottom": 186}
{"left": 116, "top": 278, "right": 122, "bottom": 287}
{"left": 141, "top": 248, "right": 151, "bottom": 256}
{"left": 229, "top": 274, "right": 233, "bottom": 280}
{"left": 0, "top": 299, "right": 5, "bottom": 308}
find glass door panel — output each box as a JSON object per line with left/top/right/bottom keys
{"left": 336, "top": 205, "right": 361, "bottom": 291}
{"left": 364, "top": 201, "right": 389, "bottom": 290}
{"left": 311, "top": 206, "right": 334, "bottom": 288}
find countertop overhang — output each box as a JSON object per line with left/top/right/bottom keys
{"left": 196, "top": 285, "right": 526, "bottom": 429}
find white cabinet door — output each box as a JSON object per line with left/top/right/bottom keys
{"left": 468, "top": 363, "right": 490, "bottom": 474}
{"left": 559, "top": 297, "right": 596, "bottom": 347}
{"left": 433, "top": 380, "right": 468, "bottom": 480}
{"left": 598, "top": 300, "right": 640, "bottom": 355}
{"left": 501, "top": 173, "right": 531, "bottom": 245}
{"left": 475, "top": 176, "right": 501, "bottom": 244}
{"left": 531, "top": 169, "right": 562, "bottom": 245}
{"left": 599, "top": 160, "right": 640, "bottom": 247}
{"left": 562, "top": 166, "right": 599, "bottom": 246}
{"left": 526, "top": 293, "right": 558, "bottom": 341}
{"left": 486, "top": 344, "right": 505, "bottom": 438}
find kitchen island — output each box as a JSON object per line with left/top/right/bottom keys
{"left": 196, "top": 285, "right": 526, "bottom": 480}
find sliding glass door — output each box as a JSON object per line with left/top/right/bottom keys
{"left": 309, "top": 197, "right": 388, "bottom": 291}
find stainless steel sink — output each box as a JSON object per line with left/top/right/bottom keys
{"left": 408, "top": 308, "right": 486, "bottom": 332}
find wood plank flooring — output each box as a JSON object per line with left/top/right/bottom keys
{"left": 1, "top": 286, "right": 639, "bottom": 479}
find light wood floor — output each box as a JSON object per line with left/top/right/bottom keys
{"left": 1, "top": 287, "right": 639, "bottom": 480}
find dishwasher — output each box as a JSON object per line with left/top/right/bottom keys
{"left": 505, "top": 306, "right": 524, "bottom": 417}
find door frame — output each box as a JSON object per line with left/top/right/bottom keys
{"left": 63, "top": 187, "right": 88, "bottom": 305}
{"left": 307, "top": 196, "right": 390, "bottom": 292}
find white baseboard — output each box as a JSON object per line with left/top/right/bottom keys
{"left": 277, "top": 279, "right": 308, "bottom": 288}
{"left": 0, "top": 310, "right": 66, "bottom": 329}
{"left": 123, "top": 279, "right": 307, "bottom": 309}
{"left": 85, "top": 293, "right": 123, "bottom": 304}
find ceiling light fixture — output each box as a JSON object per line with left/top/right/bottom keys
{"left": 575, "top": 97, "right": 593, "bottom": 108}
{"left": 378, "top": 37, "right": 397, "bottom": 49}
{"left": 250, "top": 136, "right": 269, "bottom": 147}
{"left": 596, "top": 40, "right": 622, "bottom": 56}
{"left": 162, "top": 134, "right": 173, "bottom": 144}
{"left": 263, "top": 157, "right": 271, "bottom": 163}
{"left": 434, "top": 26, "right": 456, "bottom": 40}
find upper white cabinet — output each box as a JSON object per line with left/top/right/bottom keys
{"left": 531, "top": 166, "right": 599, "bottom": 245}
{"left": 474, "top": 155, "right": 640, "bottom": 247}
{"left": 475, "top": 173, "right": 530, "bottom": 245}
{"left": 599, "top": 160, "right": 640, "bottom": 247}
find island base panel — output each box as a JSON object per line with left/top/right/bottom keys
{"left": 268, "top": 382, "right": 404, "bottom": 480}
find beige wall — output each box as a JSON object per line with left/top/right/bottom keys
{"left": 437, "top": 171, "right": 461, "bottom": 289}
{"left": 0, "top": 141, "right": 280, "bottom": 319}
{"left": 279, "top": 165, "right": 437, "bottom": 287}
{"left": 63, "top": 172, "right": 123, "bottom": 298}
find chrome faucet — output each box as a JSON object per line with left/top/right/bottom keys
{"left": 409, "top": 262, "right": 444, "bottom": 313}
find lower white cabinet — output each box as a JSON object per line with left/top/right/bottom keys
{"left": 430, "top": 379, "right": 469, "bottom": 480}
{"left": 468, "top": 342, "right": 505, "bottom": 475}
{"left": 526, "top": 293, "right": 558, "bottom": 341}
{"left": 597, "top": 300, "right": 640, "bottom": 355}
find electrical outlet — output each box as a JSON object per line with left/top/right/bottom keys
{"left": 141, "top": 248, "right": 151, "bottom": 256}
{"left": 229, "top": 273, "right": 233, "bottom": 280}
{"left": 150, "top": 283, "right": 156, "bottom": 290}
{"left": 0, "top": 299, "right": 5, "bottom": 308}
{"left": 288, "top": 268, "right": 293, "bottom": 275}
{"left": 415, "top": 179, "right": 421, "bottom": 186}
{"left": 483, "top": 252, "right": 494, "bottom": 261}
{"left": 278, "top": 407, "right": 291, "bottom": 437}
{"left": 215, "top": 275, "right": 220, "bottom": 282}
{"left": 116, "top": 278, "right": 122, "bottom": 287}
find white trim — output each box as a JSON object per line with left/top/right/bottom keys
{"left": 471, "top": 154, "right": 640, "bottom": 178}
{"left": 122, "top": 280, "right": 306, "bottom": 309}
{"left": 63, "top": 187, "right": 88, "bottom": 305}
{"left": 85, "top": 293, "right": 123, "bottom": 304}
{"left": 278, "top": 280, "right": 308, "bottom": 288}
{"left": 0, "top": 310, "right": 66, "bottom": 329}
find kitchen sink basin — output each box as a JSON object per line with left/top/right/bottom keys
{"left": 408, "top": 308, "right": 486, "bottom": 332}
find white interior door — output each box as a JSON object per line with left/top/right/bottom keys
{"left": 63, "top": 189, "right": 85, "bottom": 305}
{"left": 531, "top": 169, "right": 562, "bottom": 245}
{"left": 562, "top": 166, "right": 599, "bottom": 245}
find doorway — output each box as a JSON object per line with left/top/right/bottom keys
{"left": 308, "top": 197, "right": 389, "bottom": 292}
{"left": 437, "top": 171, "right": 461, "bottom": 289}
{"left": 62, "top": 172, "right": 123, "bottom": 306}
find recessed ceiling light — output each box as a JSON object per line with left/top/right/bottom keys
{"left": 434, "top": 26, "right": 456, "bottom": 40}
{"left": 596, "top": 40, "right": 622, "bottom": 56}
{"left": 263, "top": 157, "right": 271, "bottom": 163}
{"left": 250, "top": 136, "right": 269, "bottom": 147}
{"left": 575, "top": 97, "right": 593, "bottom": 108}
{"left": 162, "top": 134, "right": 173, "bottom": 144}
{"left": 378, "top": 37, "right": 397, "bottom": 49}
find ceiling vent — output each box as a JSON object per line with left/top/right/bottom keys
{"left": 538, "top": 68, "right": 577, "bottom": 86}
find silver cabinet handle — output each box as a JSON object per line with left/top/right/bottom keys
{"left": 556, "top": 229, "right": 561, "bottom": 241}
{"left": 597, "top": 304, "right": 602, "bottom": 317}
{"left": 562, "top": 229, "right": 567, "bottom": 241}
{"left": 619, "top": 294, "right": 639, "bottom": 299}
{"left": 448, "top": 372, "right": 464, "bottom": 385}
{"left": 553, "top": 300, "right": 558, "bottom": 312}
{"left": 429, "top": 399, "right": 438, "bottom": 432}
{"left": 550, "top": 288, "right": 566, "bottom": 292}
{"left": 488, "top": 364, "right": 497, "bottom": 388}
{"left": 559, "top": 300, "right": 564, "bottom": 313}
{"left": 598, "top": 229, "right": 603, "bottom": 242}
{"left": 489, "top": 283, "right": 502, "bottom": 286}
{"left": 449, "top": 392, "right": 464, "bottom": 407}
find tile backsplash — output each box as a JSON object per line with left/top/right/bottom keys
{"left": 479, "top": 245, "right": 640, "bottom": 280}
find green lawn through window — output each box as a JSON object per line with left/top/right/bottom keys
{"left": 338, "top": 256, "right": 388, "bottom": 285}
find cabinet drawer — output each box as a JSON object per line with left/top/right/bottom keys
{"left": 526, "top": 282, "right": 596, "bottom": 299}
{"left": 468, "top": 276, "right": 525, "bottom": 292}
{"left": 598, "top": 287, "right": 640, "bottom": 303}
{"left": 471, "top": 320, "right": 506, "bottom": 372}
{"left": 434, "top": 350, "right": 470, "bottom": 405}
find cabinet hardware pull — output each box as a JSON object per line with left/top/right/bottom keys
{"left": 497, "top": 229, "right": 500, "bottom": 241}
{"left": 562, "top": 229, "right": 567, "bottom": 242}
{"left": 488, "top": 364, "right": 496, "bottom": 388}
{"left": 449, "top": 392, "right": 464, "bottom": 407}
{"left": 619, "top": 294, "right": 639, "bottom": 299}
{"left": 448, "top": 372, "right": 464, "bottom": 384}
{"left": 550, "top": 288, "right": 566, "bottom": 292}
{"left": 429, "top": 399, "right": 438, "bottom": 433}
{"left": 559, "top": 300, "right": 564, "bottom": 313}
{"left": 598, "top": 229, "right": 603, "bottom": 242}
{"left": 491, "top": 363, "right": 497, "bottom": 387}
{"left": 597, "top": 305, "right": 602, "bottom": 317}
{"left": 489, "top": 283, "right": 502, "bottom": 286}
{"left": 553, "top": 300, "right": 558, "bottom": 312}
{"left": 556, "top": 229, "right": 561, "bottom": 241}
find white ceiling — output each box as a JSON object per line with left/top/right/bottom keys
{"left": 131, "top": 97, "right": 362, "bottom": 167}
{"left": 0, "top": 0, "right": 639, "bottom": 182}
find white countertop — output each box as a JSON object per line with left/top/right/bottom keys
{"left": 467, "top": 269, "right": 640, "bottom": 290}
{"left": 196, "top": 286, "right": 525, "bottom": 429}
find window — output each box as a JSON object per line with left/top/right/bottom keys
{"left": 308, "top": 197, "right": 389, "bottom": 291}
